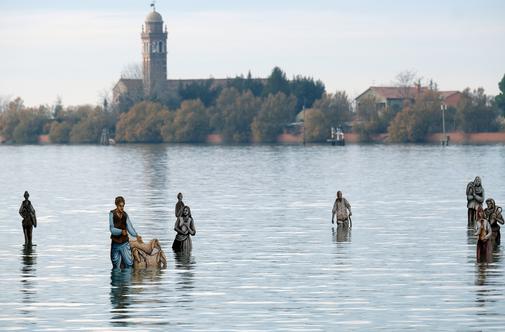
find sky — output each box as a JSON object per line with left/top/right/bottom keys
{"left": 0, "top": 0, "right": 504, "bottom": 106}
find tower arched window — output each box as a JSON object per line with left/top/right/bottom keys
{"left": 158, "top": 41, "right": 163, "bottom": 53}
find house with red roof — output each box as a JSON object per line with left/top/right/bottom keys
{"left": 355, "top": 86, "right": 462, "bottom": 114}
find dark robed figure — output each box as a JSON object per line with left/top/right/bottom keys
{"left": 19, "top": 191, "right": 37, "bottom": 245}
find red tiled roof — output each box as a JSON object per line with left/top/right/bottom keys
{"left": 439, "top": 91, "right": 460, "bottom": 99}
{"left": 356, "top": 86, "right": 461, "bottom": 103}
{"left": 369, "top": 86, "right": 426, "bottom": 99}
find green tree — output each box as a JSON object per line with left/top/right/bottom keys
{"left": 0, "top": 98, "right": 23, "bottom": 141}
{"left": 12, "top": 107, "right": 50, "bottom": 143}
{"left": 303, "top": 91, "right": 352, "bottom": 142}
{"left": 161, "top": 99, "right": 209, "bottom": 143}
{"left": 495, "top": 74, "right": 505, "bottom": 116}
{"left": 388, "top": 89, "right": 441, "bottom": 142}
{"left": 227, "top": 71, "right": 264, "bottom": 97}
{"left": 178, "top": 79, "right": 222, "bottom": 107}
{"left": 52, "top": 97, "right": 64, "bottom": 121}
{"left": 217, "top": 88, "right": 261, "bottom": 143}
{"left": 456, "top": 88, "right": 499, "bottom": 132}
{"left": 251, "top": 92, "right": 296, "bottom": 142}
{"left": 116, "top": 101, "right": 170, "bottom": 143}
{"left": 0, "top": 100, "right": 51, "bottom": 144}
{"left": 290, "top": 75, "right": 325, "bottom": 113}
{"left": 304, "top": 108, "right": 328, "bottom": 142}
{"left": 49, "top": 122, "right": 73, "bottom": 143}
{"left": 263, "top": 67, "right": 290, "bottom": 97}
{"left": 312, "top": 91, "right": 352, "bottom": 127}
{"left": 354, "top": 94, "right": 380, "bottom": 141}
{"left": 68, "top": 106, "right": 113, "bottom": 143}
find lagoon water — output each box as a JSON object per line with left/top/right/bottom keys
{"left": 1, "top": 144, "right": 505, "bottom": 330}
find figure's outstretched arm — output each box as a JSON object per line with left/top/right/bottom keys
{"left": 126, "top": 215, "right": 138, "bottom": 237}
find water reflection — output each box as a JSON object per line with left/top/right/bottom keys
{"left": 333, "top": 224, "right": 352, "bottom": 243}
{"left": 174, "top": 252, "right": 195, "bottom": 304}
{"left": 139, "top": 145, "right": 171, "bottom": 235}
{"left": 467, "top": 228, "right": 477, "bottom": 247}
{"left": 475, "top": 263, "right": 489, "bottom": 286}
{"left": 474, "top": 248, "right": 503, "bottom": 321}
{"left": 109, "top": 268, "right": 165, "bottom": 327}
{"left": 19, "top": 245, "right": 37, "bottom": 318}
{"left": 2, "top": 144, "right": 505, "bottom": 330}
{"left": 110, "top": 269, "right": 133, "bottom": 327}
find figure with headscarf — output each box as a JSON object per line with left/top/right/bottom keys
{"left": 475, "top": 206, "right": 492, "bottom": 262}
{"left": 466, "top": 176, "right": 484, "bottom": 226}
{"left": 175, "top": 192, "right": 185, "bottom": 218}
{"left": 19, "top": 191, "right": 37, "bottom": 245}
{"left": 172, "top": 205, "right": 196, "bottom": 253}
{"left": 485, "top": 198, "right": 504, "bottom": 247}
{"left": 332, "top": 191, "right": 352, "bottom": 226}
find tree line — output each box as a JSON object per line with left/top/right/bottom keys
{"left": 0, "top": 67, "right": 337, "bottom": 144}
{"left": 356, "top": 73, "right": 505, "bottom": 143}
{"left": 1, "top": 70, "right": 504, "bottom": 144}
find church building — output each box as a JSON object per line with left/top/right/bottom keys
{"left": 113, "top": 7, "right": 261, "bottom": 104}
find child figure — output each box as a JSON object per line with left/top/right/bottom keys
{"left": 475, "top": 206, "right": 492, "bottom": 263}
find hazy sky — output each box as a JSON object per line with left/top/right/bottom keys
{"left": 1, "top": 0, "right": 504, "bottom": 106}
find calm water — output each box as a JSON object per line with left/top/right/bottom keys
{"left": 1, "top": 144, "right": 505, "bottom": 331}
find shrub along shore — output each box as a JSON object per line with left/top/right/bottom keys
{"left": 1, "top": 69, "right": 505, "bottom": 145}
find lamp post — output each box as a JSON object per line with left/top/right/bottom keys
{"left": 441, "top": 104, "right": 448, "bottom": 146}
{"left": 303, "top": 105, "right": 306, "bottom": 146}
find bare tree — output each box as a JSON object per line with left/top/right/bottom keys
{"left": 0, "top": 95, "right": 12, "bottom": 112}
{"left": 97, "top": 82, "right": 116, "bottom": 111}
{"left": 395, "top": 70, "right": 422, "bottom": 99}
{"left": 120, "top": 62, "right": 143, "bottom": 79}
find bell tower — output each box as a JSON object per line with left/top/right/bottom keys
{"left": 141, "top": 4, "right": 167, "bottom": 97}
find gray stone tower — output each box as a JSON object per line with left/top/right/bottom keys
{"left": 141, "top": 7, "right": 167, "bottom": 97}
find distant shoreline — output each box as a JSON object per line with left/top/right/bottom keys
{"left": 278, "top": 132, "right": 505, "bottom": 145}
{"left": 1, "top": 132, "right": 505, "bottom": 146}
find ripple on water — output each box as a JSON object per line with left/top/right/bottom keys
{"left": 0, "top": 145, "right": 505, "bottom": 330}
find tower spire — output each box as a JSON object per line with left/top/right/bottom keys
{"left": 142, "top": 3, "right": 167, "bottom": 97}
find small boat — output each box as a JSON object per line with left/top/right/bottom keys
{"left": 327, "top": 127, "right": 345, "bottom": 146}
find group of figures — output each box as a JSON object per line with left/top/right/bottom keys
{"left": 18, "top": 191, "right": 196, "bottom": 270}
{"left": 467, "top": 176, "right": 505, "bottom": 263}
{"left": 19, "top": 180, "right": 501, "bottom": 269}
{"left": 108, "top": 193, "right": 196, "bottom": 269}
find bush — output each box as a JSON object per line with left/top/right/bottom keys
{"left": 116, "top": 101, "right": 170, "bottom": 143}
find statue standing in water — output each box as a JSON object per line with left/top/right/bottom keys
{"left": 175, "top": 192, "right": 185, "bottom": 218}
{"left": 466, "top": 176, "right": 484, "bottom": 226}
{"left": 331, "top": 191, "right": 352, "bottom": 226}
{"left": 475, "top": 206, "right": 492, "bottom": 263}
{"left": 19, "top": 191, "right": 37, "bottom": 245}
{"left": 109, "top": 196, "right": 142, "bottom": 269}
{"left": 172, "top": 206, "right": 196, "bottom": 253}
{"left": 485, "top": 198, "right": 504, "bottom": 247}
